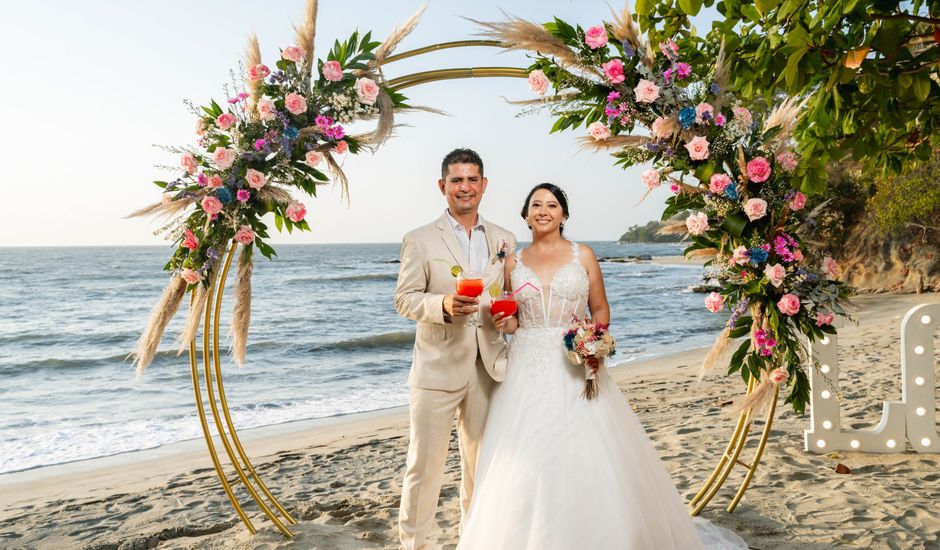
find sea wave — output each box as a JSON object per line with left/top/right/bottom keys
{"left": 310, "top": 330, "right": 415, "bottom": 353}
{"left": 286, "top": 273, "right": 397, "bottom": 284}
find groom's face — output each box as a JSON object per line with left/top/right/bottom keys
{"left": 439, "top": 163, "right": 487, "bottom": 216}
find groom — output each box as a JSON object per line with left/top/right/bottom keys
{"left": 394, "top": 148, "right": 516, "bottom": 549}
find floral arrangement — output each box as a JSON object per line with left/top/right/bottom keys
{"left": 563, "top": 317, "right": 617, "bottom": 400}
{"left": 480, "top": 7, "right": 853, "bottom": 414}
{"left": 131, "top": 2, "right": 426, "bottom": 374}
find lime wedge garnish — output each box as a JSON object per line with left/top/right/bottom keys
{"left": 450, "top": 265, "right": 462, "bottom": 278}
{"left": 488, "top": 283, "right": 501, "bottom": 298}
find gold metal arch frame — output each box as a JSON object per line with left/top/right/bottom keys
{"left": 688, "top": 377, "right": 779, "bottom": 515}
{"left": 189, "top": 40, "right": 776, "bottom": 537}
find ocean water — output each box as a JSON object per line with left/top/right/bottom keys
{"left": 0, "top": 242, "right": 725, "bottom": 474}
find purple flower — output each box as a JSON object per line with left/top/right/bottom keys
{"left": 315, "top": 115, "right": 333, "bottom": 128}
{"left": 236, "top": 189, "right": 251, "bottom": 203}
{"left": 622, "top": 42, "right": 635, "bottom": 59}
{"left": 715, "top": 113, "right": 726, "bottom": 126}
{"left": 197, "top": 173, "right": 208, "bottom": 186}
{"left": 254, "top": 139, "right": 267, "bottom": 151}
{"left": 331, "top": 125, "right": 345, "bottom": 140}
{"left": 663, "top": 68, "right": 674, "bottom": 83}
{"left": 607, "top": 90, "right": 621, "bottom": 102}
{"left": 710, "top": 82, "right": 721, "bottom": 94}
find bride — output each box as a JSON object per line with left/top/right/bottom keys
{"left": 456, "top": 183, "right": 747, "bottom": 549}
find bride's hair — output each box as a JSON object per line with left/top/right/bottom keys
{"left": 521, "top": 183, "right": 570, "bottom": 235}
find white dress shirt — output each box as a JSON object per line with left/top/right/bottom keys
{"left": 445, "top": 209, "right": 489, "bottom": 275}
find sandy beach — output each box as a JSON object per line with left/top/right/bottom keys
{"left": 2, "top": 291, "right": 938, "bottom": 550}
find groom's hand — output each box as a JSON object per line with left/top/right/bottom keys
{"left": 443, "top": 294, "right": 478, "bottom": 317}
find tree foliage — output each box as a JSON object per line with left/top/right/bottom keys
{"left": 636, "top": 0, "right": 940, "bottom": 188}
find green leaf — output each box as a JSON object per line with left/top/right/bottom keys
{"left": 755, "top": 0, "right": 779, "bottom": 15}
{"left": 678, "top": 0, "right": 704, "bottom": 16}
{"left": 693, "top": 162, "right": 716, "bottom": 182}
{"left": 635, "top": 0, "right": 654, "bottom": 16}
{"left": 274, "top": 213, "right": 283, "bottom": 232}
{"left": 912, "top": 73, "right": 931, "bottom": 102}
{"left": 784, "top": 48, "right": 807, "bottom": 91}
{"left": 210, "top": 99, "right": 223, "bottom": 117}
{"left": 740, "top": 4, "right": 761, "bottom": 21}
{"left": 723, "top": 213, "right": 748, "bottom": 236}
{"left": 154, "top": 181, "right": 168, "bottom": 188}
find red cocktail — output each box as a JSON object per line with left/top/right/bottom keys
{"left": 490, "top": 299, "right": 517, "bottom": 318}
{"left": 456, "top": 278, "right": 484, "bottom": 298}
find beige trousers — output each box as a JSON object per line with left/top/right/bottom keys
{"left": 398, "top": 357, "right": 494, "bottom": 550}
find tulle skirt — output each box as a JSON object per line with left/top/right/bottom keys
{"left": 457, "top": 327, "right": 747, "bottom": 550}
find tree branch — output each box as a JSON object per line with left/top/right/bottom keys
{"left": 871, "top": 12, "right": 940, "bottom": 25}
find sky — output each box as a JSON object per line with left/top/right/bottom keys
{"left": 0, "top": 0, "right": 714, "bottom": 246}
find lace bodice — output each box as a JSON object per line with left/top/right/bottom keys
{"left": 510, "top": 241, "right": 590, "bottom": 329}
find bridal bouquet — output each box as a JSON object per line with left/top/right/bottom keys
{"left": 563, "top": 317, "right": 616, "bottom": 400}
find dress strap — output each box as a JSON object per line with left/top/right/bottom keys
{"left": 570, "top": 241, "right": 580, "bottom": 259}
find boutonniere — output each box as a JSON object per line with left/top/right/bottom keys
{"left": 491, "top": 240, "right": 509, "bottom": 265}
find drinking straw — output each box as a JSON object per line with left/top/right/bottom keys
{"left": 508, "top": 281, "right": 540, "bottom": 298}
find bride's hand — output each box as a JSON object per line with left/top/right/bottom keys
{"left": 491, "top": 312, "right": 518, "bottom": 334}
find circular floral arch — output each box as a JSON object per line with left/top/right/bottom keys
{"left": 131, "top": 0, "right": 851, "bottom": 537}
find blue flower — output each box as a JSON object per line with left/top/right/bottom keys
{"left": 724, "top": 184, "right": 739, "bottom": 200}
{"left": 215, "top": 187, "right": 233, "bottom": 204}
{"left": 563, "top": 332, "right": 576, "bottom": 351}
{"left": 622, "top": 42, "right": 635, "bottom": 59}
{"left": 678, "top": 107, "right": 696, "bottom": 129}
{"left": 206, "top": 247, "right": 220, "bottom": 262}
{"left": 748, "top": 247, "right": 768, "bottom": 265}
{"left": 283, "top": 126, "right": 300, "bottom": 140}
{"left": 710, "top": 82, "right": 721, "bottom": 95}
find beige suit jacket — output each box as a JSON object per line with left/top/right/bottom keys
{"left": 394, "top": 212, "right": 517, "bottom": 391}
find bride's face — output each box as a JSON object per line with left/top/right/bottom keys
{"left": 526, "top": 188, "right": 565, "bottom": 236}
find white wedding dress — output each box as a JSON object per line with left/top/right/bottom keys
{"left": 457, "top": 242, "right": 748, "bottom": 549}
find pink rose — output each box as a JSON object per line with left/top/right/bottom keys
{"left": 195, "top": 118, "right": 207, "bottom": 136}
{"left": 234, "top": 225, "right": 256, "bottom": 245}
{"left": 215, "top": 113, "right": 236, "bottom": 131}
{"left": 281, "top": 45, "right": 305, "bottom": 63}
{"left": 769, "top": 367, "right": 789, "bottom": 384}
{"left": 651, "top": 116, "right": 675, "bottom": 139}
{"left": 180, "top": 268, "right": 202, "bottom": 285}
{"left": 695, "top": 102, "right": 714, "bottom": 123}
{"left": 777, "top": 151, "right": 799, "bottom": 172}
{"left": 334, "top": 140, "right": 348, "bottom": 154}
{"left": 207, "top": 175, "right": 223, "bottom": 188}
{"left": 777, "top": 293, "right": 801, "bottom": 316}
{"left": 245, "top": 169, "right": 267, "bottom": 190}
{"left": 732, "top": 106, "right": 752, "bottom": 127}
{"left": 182, "top": 228, "right": 199, "bottom": 251}
{"left": 528, "top": 69, "right": 549, "bottom": 95}
{"left": 743, "top": 198, "right": 768, "bottom": 221}
{"left": 321, "top": 60, "right": 343, "bottom": 82}
{"left": 584, "top": 25, "right": 608, "bottom": 49}
{"left": 788, "top": 191, "right": 806, "bottom": 211}
{"left": 684, "top": 136, "right": 710, "bottom": 160}
{"left": 304, "top": 151, "right": 323, "bottom": 168}
{"left": 793, "top": 249, "right": 804, "bottom": 262}
{"left": 764, "top": 263, "right": 786, "bottom": 287}
{"left": 588, "top": 121, "right": 611, "bottom": 141}
{"left": 641, "top": 169, "right": 661, "bottom": 190}
{"left": 181, "top": 153, "right": 197, "bottom": 174}
{"left": 212, "top": 148, "right": 236, "bottom": 170}
{"left": 201, "top": 196, "right": 223, "bottom": 216}
{"left": 284, "top": 92, "right": 308, "bottom": 115}
{"left": 633, "top": 78, "right": 659, "bottom": 102}
{"left": 355, "top": 77, "right": 380, "bottom": 105}
{"left": 685, "top": 211, "right": 710, "bottom": 235}
{"left": 822, "top": 256, "right": 839, "bottom": 279}
{"left": 709, "top": 173, "right": 731, "bottom": 194}
{"left": 704, "top": 292, "right": 724, "bottom": 313}
{"left": 247, "top": 63, "right": 270, "bottom": 82}
{"left": 815, "top": 311, "right": 834, "bottom": 327}
{"left": 602, "top": 59, "right": 625, "bottom": 84}
{"left": 286, "top": 201, "right": 306, "bottom": 223}
{"left": 257, "top": 99, "right": 276, "bottom": 121}
{"left": 731, "top": 245, "right": 749, "bottom": 265}
{"left": 746, "top": 156, "right": 772, "bottom": 183}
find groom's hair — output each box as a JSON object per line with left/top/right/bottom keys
{"left": 441, "top": 148, "right": 484, "bottom": 179}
